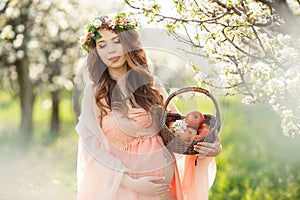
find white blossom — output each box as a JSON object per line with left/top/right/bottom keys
{"left": 1, "top": 25, "right": 15, "bottom": 39}
{"left": 194, "top": 71, "right": 205, "bottom": 83}
{"left": 93, "top": 19, "right": 102, "bottom": 28}
{"left": 262, "top": 78, "right": 286, "bottom": 95}
{"left": 281, "top": 109, "right": 293, "bottom": 118}
{"left": 242, "top": 95, "right": 255, "bottom": 105}
{"left": 172, "top": 119, "right": 187, "bottom": 133}
{"left": 16, "top": 50, "right": 24, "bottom": 59}
{"left": 276, "top": 34, "right": 291, "bottom": 44}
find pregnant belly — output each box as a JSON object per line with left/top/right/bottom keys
{"left": 129, "top": 156, "right": 174, "bottom": 183}
{"left": 161, "top": 151, "right": 175, "bottom": 184}
{"left": 110, "top": 135, "right": 176, "bottom": 197}
{"left": 128, "top": 148, "right": 176, "bottom": 199}
{"left": 124, "top": 149, "right": 175, "bottom": 182}
{"left": 160, "top": 152, "right": 176, "bottom": 200}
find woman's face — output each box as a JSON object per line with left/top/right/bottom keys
{"left": 95, "top": 30, "right": 127, "bottom": 71}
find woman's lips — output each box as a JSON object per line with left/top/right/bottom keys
{"left": 108, "top": 56, "right": 120, "bottom": 62}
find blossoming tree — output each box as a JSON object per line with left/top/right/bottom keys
{"left": 0, "top": 0, "right": 82, "bottom": 146}
{"left": 125, "top": 0, "right": 300, "bottom": 136}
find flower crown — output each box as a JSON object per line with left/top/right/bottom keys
{"left": 78, "top": 12, "right": 139, "bottom": 53}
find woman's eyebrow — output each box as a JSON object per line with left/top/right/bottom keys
{"left": 97, "top": 40, "right": 105, "bottom": 44}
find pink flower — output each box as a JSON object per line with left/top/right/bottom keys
{"left": 118, "top": 17, "right": 126, "bottom": 25}
{"left": 79, "top": 36, "right": 87, "bottom": 45}
{"left": 87, "top": 31, "right": 94, "bottom": 38}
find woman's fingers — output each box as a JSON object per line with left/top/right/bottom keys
{"left": 147, "top": 176, "right": 165, "bottom": 182}
{"left": 194, "top": 144, "right": 210, "bottom": 156}
{"left": 149, "top": 181, "right": 171, "bottom": 195}
{"left": 194, "top": 133, "right": 222, "bottom": 156}
{"left": 153, "top": 184, "right": 171, "bottom": 194}
{"left": 133, "top": 176, "right": 172, "bottom": 195}
{"left": 197, "top": 142, "right": 215, "bottom": 148}
{"left": 147, "top": 176, "right": 171, "bottom": 192}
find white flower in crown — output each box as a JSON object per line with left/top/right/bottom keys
{"left": 108, "top": 19, "right": 116, "bottom": 29}
{"left": 93, "top": 19, "right": 102, "bottom": 28}
{"left": 78, "top": 12, "right": 139, "bottom": 53}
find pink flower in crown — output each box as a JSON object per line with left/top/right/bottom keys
{"left": 118, "top": 16, "right": 126, "bottom": 26}
{"left": 79, "top": 36, "right": 87, "bottom": 45}
{"left": 87, "top": 31, "right": 95, "bottom": 38}
{"left": 93, "top": 19, "right": 102, "bottom": 28}
{"left": 79, "top": 12, "right": 139, "bottom": 53}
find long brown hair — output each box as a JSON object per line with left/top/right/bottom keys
{"left": 86, "top": 29, "right": 164, "bottom": 117}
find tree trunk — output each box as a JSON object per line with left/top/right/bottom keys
{"left": 50, "top": 89, "right": 60, "bottom": 136}
{"left": 15, "top": 57, "right": 34, "bottom": 148}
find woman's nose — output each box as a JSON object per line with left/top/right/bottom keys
{"left": 107, "top": 42, "right": 116, "bottom": 54}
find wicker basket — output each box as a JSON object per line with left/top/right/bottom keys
{"left": 159, "top": 86, "right": 221, "bottom": 155}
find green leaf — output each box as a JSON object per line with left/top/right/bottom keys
{"left": 93, "top": 32, "right": 101, "bottom": 40}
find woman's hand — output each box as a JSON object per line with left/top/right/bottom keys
{"left": 122, "top": 174, "right": 171, "bottom": 196}
{"left": 193, "top": 131, "right": 222, "bottom": 157}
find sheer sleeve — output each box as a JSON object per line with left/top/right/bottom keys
{"left": 153, "top": 79, "right": 179, "bottom": 113}
{"left": 75, "top": 81, "right": 129, "bottom": 199}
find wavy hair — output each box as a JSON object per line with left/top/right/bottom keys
{"left": 86, "top": 29, "right": 164, "bottom": 117}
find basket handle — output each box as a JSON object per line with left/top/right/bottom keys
{"left": 164, "top": 86, "right": 221, "bottom": 129}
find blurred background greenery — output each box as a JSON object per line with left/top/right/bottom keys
{"left": 1, "top": 89, "right": 300, "bottom": 199}
{"left": 1, "top": 0, "right": 300, "bottom": 199}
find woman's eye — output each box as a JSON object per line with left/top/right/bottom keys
{"left": 98, "top": 44, "right": 106, "bottom": 49}
{"left": 113, "top": 39, "right": 121, "bottom": 43}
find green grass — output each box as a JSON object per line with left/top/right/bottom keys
{"left": 172, "top": 94, "right": 300, "bottom": 199}
{"left": 209, "top": 96, "right": 300, "bottom": 200}
{"left": 0, "top": 91, "right": 299, "bottom": 199}
{"left": 0, "top": 91, "right": 20, "bottom": 153}
{"left": 0, "top": 90, "right": 78, "bottom": 200}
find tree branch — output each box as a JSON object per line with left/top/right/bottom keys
{"left": 125, "top": 0, "right": 231, "bottom": 24}
{"left": 227, "top": 55, "right": 254, "bottom": 97}
{"left": 222, "top": 28, "right": 262, "bottom": 60}
{"left": 251, "top": 25, "right": 266, "bottom": 52}
{"left": 257, "top": 0, "right": 300, "bottom": 34}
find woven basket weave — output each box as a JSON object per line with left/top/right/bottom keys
{"left": 159, "top": 86, "right": 221, "bottom": 155}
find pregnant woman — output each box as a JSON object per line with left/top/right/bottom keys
{"left": 76, "top": 12, "right": 222, "bottom": 200}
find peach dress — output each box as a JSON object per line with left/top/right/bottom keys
{"left": 76, "top": 81, "right": 216, "bottom": 200}
{"left": 101, "top": 107, "right": 183, "bottom": 199}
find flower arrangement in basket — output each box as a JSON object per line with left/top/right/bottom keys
{"left": 159, "top": 86, "right": 221, "bottom": 155}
